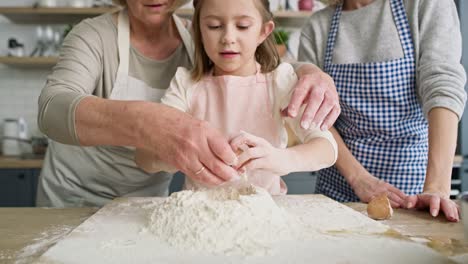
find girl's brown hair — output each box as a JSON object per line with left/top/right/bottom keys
{"left": 112, "top": 0, "right": 190, "bottom": 13}
{"left": 191, "top": 0, "right": 280, "bottom": 81}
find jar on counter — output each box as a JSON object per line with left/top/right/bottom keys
{"left": 2, "top": 119, "right": 22, "bottom": 156}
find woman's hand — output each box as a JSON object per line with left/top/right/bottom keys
{"left": 407, "top": 108, "right": 460, "bottom": 222}
{"left": 229, "top": 131, "right": 292, "bottom": 177}
{"left": 139, "top": 104, "right": 240, "bottom": 186}
{"left": 405, "top": 192, "right": 460, "bottom": 222}
{"left": 284, "top": 64, "right": 340, "bottom": 131}
{"left": 349, "top": 172, "right": 408, "bottom": 208}
{"left": 164, "top": 118, "right": 240, "bottom": 185}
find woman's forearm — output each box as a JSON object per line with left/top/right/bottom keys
{"left": 423, "top": 108, "right": 458, "bottom": 197}
{"left": 329, "top": 127, "right": 369, "bottom": 185}
{"left": 75, "top": 96, "right": 178, "bottom": 148}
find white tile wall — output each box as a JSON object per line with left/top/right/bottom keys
{"left": 0, "top": 0, "right": 63, "bottom": 138}
{"left": 0, "top": 65, "right": 49, "bottom": 137}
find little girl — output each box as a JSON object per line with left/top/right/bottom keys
{"left": 136, "top": 0, "right": 337, "bottom": 194}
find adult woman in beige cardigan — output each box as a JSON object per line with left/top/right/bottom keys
{"left": 36, "top": 0, "right": 340, "bottom": 207}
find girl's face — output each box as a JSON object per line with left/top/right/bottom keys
{"left": 127, "top": 0, "right": 175, "bottom": 25}
{"left": 199, "top": 0, "right": 274, "bottom": 76}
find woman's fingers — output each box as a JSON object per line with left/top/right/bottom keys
{"left": 197, "top": 123, "right": 239, "bottom": 182}
{"left": 428, "top": 195, "right": 441, "bottom": 217}
{"left": 310, "top": 94, "right": 334, "bottom": 130}
{"left": 404, "top": 193, "right": 460, "bottom": 222}
{"left": 389, "top": 200, "right": 400, "bottom": 208}
{"left": 299, "top": 90, "right": 322, "bottom": 129}
{"left": 175, "top": 119, "right": 238, "bottom": 183}
{"left": 198, "top": 152, "right": 240, "bottom": 182}
{"left": 320, "top": 106, "right": 340, "bottom": 131}
{"left": 440, "top": 198, "right": 460, "bottom": 222}
{"left": 207, "top": 127, "right": 238, "bottom": 166}
{"left": 405, "top": 195, "right": 419, "bottom": 209}
{"left": 387, "top": 184, "right": 407, "bottom": 202}
{"left": 284, "top": 77, "right": 310, "bottom": 118}
{"left": 373, "top": 181, "right": 407, "bottom": 208}
{"left": 284, "top": 70, "right": 340, "bottom": 131}
{"left": 387, "top": 192, "right": 404, "bottom": 208}
{"left": 188, "top": 161, "right": 225, "bottom": 186}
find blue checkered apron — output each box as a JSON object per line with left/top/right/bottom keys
{"left": 317, "top": 0, "right": 428, "bottom": 202}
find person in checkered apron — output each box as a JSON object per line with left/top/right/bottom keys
{"left": 299, "top": 0, "right": 466, "bottom": 222}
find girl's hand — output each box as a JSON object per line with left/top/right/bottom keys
{"left": 405, "top": 192, "right": 460, "bottom": 222}
{"left": 350, "top": 172, "right": 408, "bottom": 208}
{"left": 229, "top": 131, "right": 292, "bottom": 177}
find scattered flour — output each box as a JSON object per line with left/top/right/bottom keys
{"left": 15, "top": 225, "right": 73, "bottom": 264}
{"left": 148, "top": 185, "right": 298, "bottom": 256}
{"left": 38, "top": 195, "right": 456, "bottom": 263}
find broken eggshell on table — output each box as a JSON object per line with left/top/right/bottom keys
{"left": 367, "top": 193, "right": 394, "bottom": 220}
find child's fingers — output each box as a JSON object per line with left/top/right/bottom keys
{"left": 230, "top": 136, "right": 248, "bottom": 152}
{"left": 240, "top": 131, "right": 270, "bottom": 146}
{"left": 230, "top": 131, "right": 262, "bottom": 151}
{"left": 235, "top": 147, "right": 265, "bottom": 170}
{"left": 243, "top": 159, "right": 267, "bottom": 172}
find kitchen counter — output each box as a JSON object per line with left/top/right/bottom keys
{"left": 0, "top": 155, "right": 43, "bottom": 169}
{"left": 0, "top": 203, "right": 466, "bottom": 263}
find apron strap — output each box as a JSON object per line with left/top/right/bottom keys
{"left": 324, "top": 3, "right": 343, "bottom": 71}
{"left": 389, "top": 0, "right": 415, "bottom": 58}
{"left": 173, "top": 14, "right": 195, "bottom": 65}
{"left": 117, "top": 9, "right": 131, "bottom": 88}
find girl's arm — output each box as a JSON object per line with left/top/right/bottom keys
{"left": 229, "top": 129, "right": 336, "bottom": 177}
{"left": 278, "top": 135, "right": 336, "bottom": 173}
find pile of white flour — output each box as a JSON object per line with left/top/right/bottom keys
{"left": 148, "top": 185, "right": 297, "bottom": 256}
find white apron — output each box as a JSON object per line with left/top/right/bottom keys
{"left": 36, "top": 9, "right": 194, "bottom": 207}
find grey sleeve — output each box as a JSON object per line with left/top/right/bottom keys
{"left": 297, "top": 21, "right": 323, "bottom": 68}
{"left": 417, "top": 0, "right": 467, "bottom": 119}
{"left": 290, "top": 25, "right": 325, "bottom": 74}
{"left": 37, "top": 21, "right": 104, "bottom": 145}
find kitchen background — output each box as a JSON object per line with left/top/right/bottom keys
{"left": 0, "top": 0, "right": 324, "bottom": 138}
{"left": 0, "top": 0, "right": 466, "bottom": 206}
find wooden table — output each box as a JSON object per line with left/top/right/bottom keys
{"left": 0, "top": 156, "right": 43, "bottom": 169}
{"left": 0, "top": 204, "right": 466, "bottom": 263}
